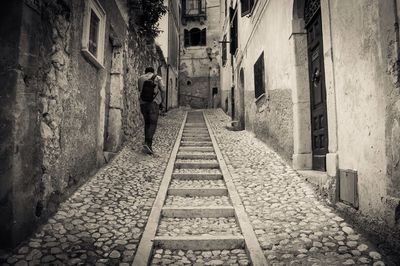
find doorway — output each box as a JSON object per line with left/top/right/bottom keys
{"left": 305, "top": 0, "right": 328, "bottom": 170}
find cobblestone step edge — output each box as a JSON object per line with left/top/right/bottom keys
{"left": 132, "top": 112, "right": 188, "bottom": 266}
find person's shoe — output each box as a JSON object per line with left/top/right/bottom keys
{"left": 143, "top": 144, "right": 153, "bottom": 155}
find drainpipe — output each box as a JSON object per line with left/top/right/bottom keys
{"left": 166, "top": 64, "right": 169, "bottom": 111}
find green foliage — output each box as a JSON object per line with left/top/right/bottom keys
{"left": 129, "top": 0, "right": 167, "bottom": 38}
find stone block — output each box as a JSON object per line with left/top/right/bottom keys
{"left": 326, "top": 152, "right": 338, "bottom": 177}
{"left": 105, "top": 108, "right": 122, "bottom": 152}
{"left": 109, "top": 74, "right": 123, "bottom": 109}
{"left": 293, "top": 153, "right": 312, "bottom": 170}
{"left": 292, "top": 102, "right": 311, "bottom": 154}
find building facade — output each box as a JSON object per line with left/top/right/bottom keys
{"left": 220, "top": 0, "right": 400, "bottom": 248}
{"left": 179, "top": 0, "right": 221, "bottom": 108}
{"left": 0, "top": 0, "right": 165, "bottom": 248}
{"left": 156, "top": 0, "right": 181, "bottom": 110}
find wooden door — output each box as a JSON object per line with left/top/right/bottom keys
{"left": 306, "top": 9, "right": 328, "bottom": 171}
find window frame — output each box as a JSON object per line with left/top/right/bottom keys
{"left": 241, "top": 0, "right": 258, "bottom": 17}
{"left": 184, "top": 27, "right": 207, "bottom": 47}
{"left": 82, "top": 0, "right": 106, "bottom": 69}
{"left": 183, "top": 0, "right": 206, "bottom": 18}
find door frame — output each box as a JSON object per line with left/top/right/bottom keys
{"left": 306, "top": 10, "right": 328, "bottom": 171}
{"left": 291, "top": 0, "right": 339, "bottom": 178}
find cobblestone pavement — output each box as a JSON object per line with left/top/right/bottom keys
{"left": 0, "top": 110, "right": 185, "bottom": 266}
{"left": 205, "top": 110, "right": 394, "bottom": 266}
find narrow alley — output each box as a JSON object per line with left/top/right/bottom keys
{"left": 1, "top": 110, "right": 398, "bottom": 265}
{"left": 2, "top": 0, "right": 400, "bottom": 265}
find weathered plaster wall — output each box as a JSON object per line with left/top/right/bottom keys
{"left": 330, "top": 0, "right": 387, "bottom": 218}
{"left": 237, "top": 0, "right": 295, "bottom": 161}
{"left": 179, "top": 0, "right": 221, "bottom": 108}
{"left": 382, "top": 0, "right": 400, "bottom": 206}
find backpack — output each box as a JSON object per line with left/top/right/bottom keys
{"left": 140, "top": 74, "right": 158, "bottom": 102}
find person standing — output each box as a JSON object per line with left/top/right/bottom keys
{"left": 138, "top": 67, "right": 165, "bottom": 154}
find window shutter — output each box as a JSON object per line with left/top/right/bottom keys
{"left": 253, "top": 52, "right": 265, "bottom": 98}
{"left": 201, "top": 28, "right": 207, "bottom": 45}
{"left": 184, "top": 29, "right": 190, "bottom": 46}
{"left": 241, "top": 0, "right": 250, "bottom": 16}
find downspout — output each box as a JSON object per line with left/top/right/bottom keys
{"left": 166, "top": 64, "right": 169, "bottom": 111}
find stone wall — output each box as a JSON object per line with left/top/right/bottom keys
{"left": 0, "top": 0, "right": 163, "bottom": 249}
{"left": 122, "top": 30, "right": 161, "bottom": 139}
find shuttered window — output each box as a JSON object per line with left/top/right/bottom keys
{"left": 253, "top": 52, "right": 265, "bottom": 99}
{"left": 230, "top": 7, "right": 238, "bottom": 55}
{"left": 184, "top": 28, "right": 207, "bottom": 47}
{"left": 222, "top": 35, "right": 227, "bottom": 66}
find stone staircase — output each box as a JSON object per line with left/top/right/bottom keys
{"left": 133, "top": 111, "right": 266, "bottom": 266}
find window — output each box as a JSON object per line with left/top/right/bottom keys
{"left": 183, "top": 0, "right": 206, "bottom": 17}
{"left": 89, "top": 10, "right": 100, "bottom": 56}
{"left": 184, "top": 28, "right": 206, "bottom": 47}
{"left": 253, "top": 52, "right": 265, "bottom": 99}
{"left": 241, "top": 0, "right": 258, "bottom": 16}
{"left": 82, "top": 0, "right": 106, "bottom": 68}
{"left": 222, "top": 35, "right": 227, "bottom": 66}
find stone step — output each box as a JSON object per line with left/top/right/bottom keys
{"left": 177, "top": 153, "right": 216, "bottom": 160}
{"left": 150, "top": 248, "right": 250, "bottom": 265}
{"left": 170, "top": 179, "right": 225, "bottom": 188}
{"left": 157, "top": 217, "right": 241, "bottom": 237}
{"left": 179, "top": 147, "right": 214, "bottom": 152}
{"left": 183, "top": 130, "right": 209, "bottom": 134}
{"left": 175, "top": 160, "right": 219, "bottom": 169}
{"left": 168, "top": 188, "right": 228, "bottom": 197}
{"left": 165, "top": 195, "right": 231, "bottom": 207}
{"left": 172, "top": 172, "right": 223, "bottom": 180}
{"left": 182, "top": 134, "right": 210, "bottom": 138}
{"left": 161, "top": 206, "right": 235, "bottom": 218}
{"left": 181, "top": 137, "right": 211, "bottom": 141}
{"left": 184, "top": 127, "right": 208, "bottom": 130}
{"left": 185, "top": 123, "right": 205, "bottom": 125}
{"left": 153, "top": 236, "right": 245, "bottom": 250}
{"left": 180, "top": 141, "right": 213, "bottom": 147}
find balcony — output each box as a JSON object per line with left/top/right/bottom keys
{"left": 182, "top": 0, "right": 207, "bottom": 19}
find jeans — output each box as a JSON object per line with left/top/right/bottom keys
{"left": 140, "top": 102, "right": 159, "bottom": 148}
